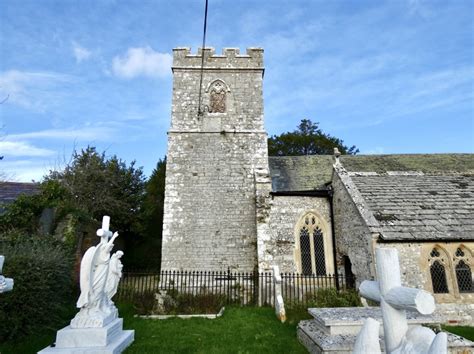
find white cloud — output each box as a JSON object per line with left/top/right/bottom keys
{"left": 0, "top": 70, "right": 73, "bottom": 110}
{"left": 7, "top": 126, "right": 115, "bottom": 141}
{"left": 112, "top": 47, "right": 172, "bottom": 79}
{"left": 0, "top": 141, "right": 55, "bottom": 157}
{"left": 72, "top": 41, "right": 92, "bottom": 63}
{"left": 0, "top": 159, "right": 52, "bottom": 182}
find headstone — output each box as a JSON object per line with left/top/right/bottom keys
{"left": 39, "top": 216, "right": 134, "bottom": 354}
{"left": 273, "top": 265, "right": 286, "bottom": 322}
{"left": 0, "top": 255, "right": 14, "bottom": 293}
{"left": 354, "top": 247, "right": 447, "bottom": 354}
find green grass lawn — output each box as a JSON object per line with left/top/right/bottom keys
{"left": 442, "top": 326, "right": 474, "bottom": 341}
{"left": 0, "top": 333, "right": 55, "bottom": 354}
{"left": 1, "top": 304, "right": 472, "bottom": 354}
{"left": 0, "top": 305, "right": 307, "bottom": 354}
{"left": 123, "top": 305, "right": 307, "bottom": 354}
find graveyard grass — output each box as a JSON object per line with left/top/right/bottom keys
{"left": 0, "top": 305, "right": 307, "bottom": 354}
{"left": 442, "top": 325, "right": 474, "bottom": 341}
{"left": 0, "top": 303, "right": 473, "bottom": 353}
{"left": 122, "top": 304, "right": 307, "bottom": 353}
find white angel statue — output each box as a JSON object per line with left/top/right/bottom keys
{"left": 71, "top": 216, "right": 124, "bottom": 328}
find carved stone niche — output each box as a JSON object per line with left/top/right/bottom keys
{"left": 206, "top": 79, "right": 230, "bottom": 113}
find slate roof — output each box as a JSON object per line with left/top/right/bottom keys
{"left": 269, "top": 155, "right": 333, "bottom": 192}
{"left": 0, "top": 182, "right": 40, "bottom": 205}
{"left": 340, "top": 154, "right": 474, "bottom": 174}
{"left": 350, "top": 174, "right": 474, "bottom": 241}
{"left": 269, "top": 154, "right": 474, "bottom": 193}
{"left": 270, "top": 153, "right": 474, "bottom": 241}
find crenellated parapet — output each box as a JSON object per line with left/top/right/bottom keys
{"left": 172, "top": 47, "right": 264, "bottom": 70}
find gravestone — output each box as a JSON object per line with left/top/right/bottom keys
{"left": 297, "top": 248, "right": 473, "bottom": 353}
{"left": 273, "top": 265, "right": 286, "bottom": 322}
{"left": 354, "top": 247, "right": 446, "bottom": 354}
{"left": 39, "top": 216, "right": 134, "bottom": 354}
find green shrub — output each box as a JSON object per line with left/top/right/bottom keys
{"left": 126, "top": 288, "right": 227, "bottom": 315}
{"left": 166, "top": 291, "right": 227, "bottom": 315}
{"left": 0, "top": 233, "right": 75, "bottom": 341}
{"left": 0, "top": 180, "right": 70, "bottom": 235}
{"left": 306, "top": 288, "right": 362, "bottom": 308}
{"left": 130, "top": 289, "right": 157, "bottom": 315}
{"left": 285, "top": 288, "right": 362, "bottom": 324}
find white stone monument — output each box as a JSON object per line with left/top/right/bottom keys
{"left": 353, "top": 247, "right": 447, "bottom": 354}
{"left": 39, "top": 216, "right": 134, "bottom": 354}
{"left": 273, "top": 265, "right": 286, "bottom": 322}
{"left": 0, "top": 255, "right": 14, "bottom": 293}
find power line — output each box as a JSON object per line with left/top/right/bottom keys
{"left": 197, "top": 0, "right": 209, "bottom": 117}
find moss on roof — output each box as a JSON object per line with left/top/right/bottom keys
{"left": 340, "top": 154, "right": 474, "bottom": 174}
{"left": 269, "top": 154, "right": 474, "bottom": 192}
{"left": 269, "top": 155, "right": 333, "bottom": 192}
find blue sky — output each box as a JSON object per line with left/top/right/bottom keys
{"left": 1, "top": 0, "right": 473, "bottom": 182}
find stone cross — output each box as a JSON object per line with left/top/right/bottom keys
{"left": 0, "top": 255, "right": 14, "bottom": 293}
{"left": 96, "top": 215, "right": 113, "bottom": 244}
{"left": 354, "top": 247, "right": 447, "bottom": 354}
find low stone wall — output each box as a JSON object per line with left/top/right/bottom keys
{"left": 436, "top": 303, "right": 474, "bottom": 326}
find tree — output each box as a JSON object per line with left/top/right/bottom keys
{"left": 268, "top": 119, "right": 359, "bottom": 156}
{"left": 129, "top": 157, "right": 166, "bottom": 270}
{"left": 141, "top": 157, "right": 166, "bottom": 241}
{"left": 46, "top": 146, "right": 146, "bottom": 235}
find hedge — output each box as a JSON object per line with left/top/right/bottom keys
{"left": 0, "top": 233, "right": 75, "bottom": 341}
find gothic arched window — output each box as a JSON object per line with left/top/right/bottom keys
{"left": 297, "top": 213, "right": 327, "bottom": 275}
{"left": 454, "top": 247, "right": 473, "bottom": 293}
{"left": 209, "top": 80, "right": 227, "bottom": 113}
{"left": 429, "top": 248, "right": 449, "bottom": 294}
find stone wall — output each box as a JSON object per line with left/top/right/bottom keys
{"left": 258, "top": 195, "right": 333, "bottom": 273}
{"left": 161, "top": 48, "right": 268, "bottom": 271}
{"left": 378, "top": 242, "right": 474, "bottom": 325}
{"left": 332, "top": 165, "right": 377, "bottom": 283}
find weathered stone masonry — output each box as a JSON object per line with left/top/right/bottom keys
{"left": 161, "top": 48, "right": 268, "bottom": 271}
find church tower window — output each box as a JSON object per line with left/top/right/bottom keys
{"left": 454, "top": 247, "right": 473, "bottom": 293}
{"left": 429, "top": 248, "right": 449, "bottom": 294}
{"left": 296, "top": 213, "right": 328, "bottom": 275}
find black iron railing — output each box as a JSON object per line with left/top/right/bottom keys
{"left": 117, "top": 269, "right": 355, "bottom": 306}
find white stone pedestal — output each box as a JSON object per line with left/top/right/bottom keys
{"left": 38, "top": 318, "right": 134, "bottom": 354}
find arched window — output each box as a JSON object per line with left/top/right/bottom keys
{"left": 297, "top": 213, "right": 327, "bottom": 275}
{"left": 428, "top": 248, "right": 449, "bottom": 294}
{"left": 454, "top": 247, "right": 473, "bottom": 293}
{"left": 209, "top": 80, "right": 227, "bottom": 113}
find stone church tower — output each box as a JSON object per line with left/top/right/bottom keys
{"left": 161, "top": 47, "right": 268, "bottom": 271}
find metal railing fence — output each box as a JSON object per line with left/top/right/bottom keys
{"left": 117, "top": 269, "right": 355, "bottom": 307}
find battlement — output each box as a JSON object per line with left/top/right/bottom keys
{"left": 172, "top": 47, "right": 264, "bottom": 69}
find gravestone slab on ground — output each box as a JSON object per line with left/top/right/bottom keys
{"left": 297, "top": 307, "right": 473, "bottom": 353}
{"left": 38, "top": 216, "right": 134, "bottom": 354}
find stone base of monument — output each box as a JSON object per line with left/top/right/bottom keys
{"left": 297, "top": 307, "right": 474, "bottom": 353}
{"left": 38, "top": 318, "right": 134, "bottom": 354}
